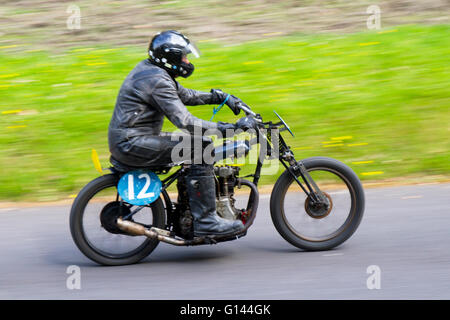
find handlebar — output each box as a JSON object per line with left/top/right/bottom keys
{"left": 237, "top": 105, "right": 293, "bottom": 137}
{"left": 237, "top": 102, "right": 257, "bottom": 117}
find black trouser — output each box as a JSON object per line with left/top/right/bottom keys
{"left": 111, "top": 132, "right": 214, "bottom": 167}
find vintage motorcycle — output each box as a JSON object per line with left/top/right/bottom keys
{"left": 70, "top": 104, "right": 365, "bottom": 266}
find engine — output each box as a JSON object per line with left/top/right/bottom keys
{"left": 173, "top": 165, "right": 256, "bottom": 239}
{"left": 214, "top": 165, "right": 241, "bottom": 220}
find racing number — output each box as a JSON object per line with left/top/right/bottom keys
{"left": 128, "top": 173, "right": 155, "bottom": 200}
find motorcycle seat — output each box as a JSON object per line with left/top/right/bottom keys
{"left": 109, "top": 155, "right": 173, "bottom": 174}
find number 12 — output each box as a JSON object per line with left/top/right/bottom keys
{"left": 128, "top": 173, "right": 155, "bottom": 200}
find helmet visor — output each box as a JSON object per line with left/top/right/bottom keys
{"left": 186, "top": 42, "right": 201, "bottom": 58}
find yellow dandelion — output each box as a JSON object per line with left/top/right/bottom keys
{"left": 0, "top": 73, "right": 20, "bottom": 78}
{"left": 352, "top": 161, "right": 374, "bottom": 165}
{"left": 359, "top": 42, "right": 380, "bottom": 46}
{"left": 378, "top": 29, "right": 398, "bottom": 34}
{"left": 347, "top": 143, "right": 368, "bottom": 147}
{"left": 361, "top": 171, "right": 384, "bottom": 176}
{"left": 243, "top": 61, "right": 264, "bottom": 65}
{"left": 2, "top": 110, "right": 22, "bottom": 115}
{"left": 331, "top": 136, "right": 352, "bottom": 140}
{"left": 0, "top": 45, "right": 18, "bottom": 49}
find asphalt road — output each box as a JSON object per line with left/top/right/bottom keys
{"left": 1, "top": 183, "right": 449, "bottom": 299}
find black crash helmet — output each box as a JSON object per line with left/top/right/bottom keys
{"left": 148, "top": 30, "right": 200, "bottom": 78}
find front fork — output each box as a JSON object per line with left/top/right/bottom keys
{"left": 281, "top": 155, "right": 327, "bottom": 205}
{"left": 264, "top": 128, "right": 327, "bottom": 205}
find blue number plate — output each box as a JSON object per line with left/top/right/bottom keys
{"left": 117, "top": 170, "right": 162, "bottom": 206}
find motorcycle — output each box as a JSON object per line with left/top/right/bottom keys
{"left": 70, "top": 104, "right": 365, "bottom": 266}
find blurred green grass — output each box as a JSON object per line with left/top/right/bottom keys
{"left": 0, "top": 24, "right": 449, "bottom": 201}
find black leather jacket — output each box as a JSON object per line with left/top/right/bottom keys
{"left": 108, "top": 59, "right": 223, "bottom": 150}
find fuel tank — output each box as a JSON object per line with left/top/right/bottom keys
{"left": 214, "top": 140, "right": 250, "bottom": 162}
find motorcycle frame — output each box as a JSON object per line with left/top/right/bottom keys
{"left": 155, "top": 123, "right": 324, "bottom": 223}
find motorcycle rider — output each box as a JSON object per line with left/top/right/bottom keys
{"left": 108, "top": 30, "right": 256, "bottom": 237}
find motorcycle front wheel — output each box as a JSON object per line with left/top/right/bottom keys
{"left": 270, "top": 157, "right": 365, "bottom": 251}
{"left": 70, "top": 174, "right": 166, "bottom": 266}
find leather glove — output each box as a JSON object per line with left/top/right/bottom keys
{"left": 216, "top": 117, "right": 258, "bottom": 137}
{"left": 210, "top": 89, "right": 246, "bottom": 116}
{"left": 217, "top": 121, "right": 236, "bottom": 136}
{"left": 235, "top": 116, "right": 258, "bottom": 132}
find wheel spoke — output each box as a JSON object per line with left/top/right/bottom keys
{"left": 81, "top": 185, "right": 151, "bottom": 257}
{"left": 282, "top": 167, "right": 354, "bottom": 242}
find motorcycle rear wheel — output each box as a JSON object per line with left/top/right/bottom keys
{"left": 70, "top": 174, "right": 166, "bottom": 266}
{"left": 270, "top": 157, "right": 365, "bottom": 251}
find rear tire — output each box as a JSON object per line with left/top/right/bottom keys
{"left": 270, "top": 157, "right": 365, "bottom": 251}
{"left": 70, "top": 174, "right": 166, "bottom": 266}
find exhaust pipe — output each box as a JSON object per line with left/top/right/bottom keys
{"left": 116, "top": 218, "right": 203, "bottom": 246}
{"left": 237, "top": 178, "right": 259, "bottom": 231}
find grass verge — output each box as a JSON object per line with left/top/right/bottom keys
{"left": 0, "top": 24, "right": 448, "bottom": 201}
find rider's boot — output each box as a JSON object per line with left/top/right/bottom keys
{"left": 185, "top": 164, "right": 245, "bottom": 237}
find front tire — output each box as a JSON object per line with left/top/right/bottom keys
{"left": 270, "top": 157, "right": 365, "bottom": 251}
{"left": 70, "top": 174, "right": 166, "bottom": 266}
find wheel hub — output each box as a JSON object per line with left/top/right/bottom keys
{"left": 100, "top": 201, "right": 131, "bottom": 234}
{"left": 304, "top": 192, "right": 333, "bottom": 219}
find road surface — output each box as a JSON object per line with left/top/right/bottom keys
{"left": 1, "top": 183, "right": 449, "bottom": 299}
